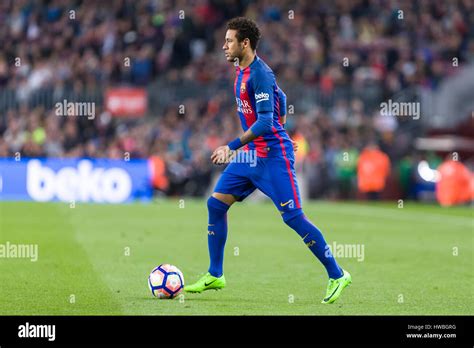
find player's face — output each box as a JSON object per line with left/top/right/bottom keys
{"left": 223, "top": 29, "right": 243, "bottom": 64}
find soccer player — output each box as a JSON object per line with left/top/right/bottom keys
{"left": 184, "top": 17, "right": 351, "bottom": 304}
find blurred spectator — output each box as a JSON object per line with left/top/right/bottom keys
{"left": 436, "top": 159, "right": 471, "bottom": 206}
{"left": 334, "top": 140, "right": 359, "bottom": 199}
{"left": 357, "top": 144, "right": 391, "bottom": 200}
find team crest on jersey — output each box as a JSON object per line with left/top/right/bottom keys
{"left": 240, "top": 82, "right": 246, "bottom": 93}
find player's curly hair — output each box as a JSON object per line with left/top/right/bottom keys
{"left": 227, "top": 17, "right": 261, "bottom": 50}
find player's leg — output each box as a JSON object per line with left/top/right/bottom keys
{"left": 256, "top": 155, "right": 351, "bottom": 303}
{"left": 184, "top": 192, "right": 234, "bottom": 293}
{"left": 207, "top": 192, "right": 235, "bottom": 278}
{"left": 283, "top": 212, "right": 351, "bottom": 304}
{"left": 185, "top": 164, "right": 256, "bottom": 293}
{"left": 284, "top": 214, "right": 344, "bottom": 277}
{"left": 256, "top": 156, "right": 343, "bottom": 278}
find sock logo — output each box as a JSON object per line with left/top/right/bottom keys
{"left": 280, "top": 199, "right": 294, "bottom": 208}
{"left": 208, "top": 231, "right": 215, "bottom": 235}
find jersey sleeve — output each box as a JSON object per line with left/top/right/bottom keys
{"left": 253, "top": 69, "right": 274, "bottom": 114}
{"left": 277, "top": 86, "right": 287, "bottom": 117}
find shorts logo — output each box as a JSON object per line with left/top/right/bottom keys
{"left": 255, "top": 92, "right": 270, "bottom": 103}
{"left": 240, "top": 83, "right": 246, "bottom": 93}
{"left": 280, "top": 199, "right": 294, "bottom": 208}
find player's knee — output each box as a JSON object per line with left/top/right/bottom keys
{"left": 207, "top": 196, "right": 231, "bottom": 215}
{"left": 282, "top": 209, "right": 304, "bottom": 227}
{"left": 211, "top": 192, "right": 236, "bottom": 206}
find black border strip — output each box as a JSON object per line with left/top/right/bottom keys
{"left": 0, "top": 315, "right": 471, "bottom": 346}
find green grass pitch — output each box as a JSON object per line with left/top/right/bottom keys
{"left": 0, "top": 200, "right": 472, "bottom": 315}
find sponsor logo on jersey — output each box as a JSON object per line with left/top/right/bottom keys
{"left": 235, "top": 97, "right": 253, "bottom": 115}
{"left": 255, "top": 92, "right": 270, "bottom": 103}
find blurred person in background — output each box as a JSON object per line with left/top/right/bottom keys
{"left": 357, "top": 143, "right": 391, "bottom": 200}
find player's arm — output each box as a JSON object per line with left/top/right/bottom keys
{"left": 211, "top": 111, "right": 273, "bottom": 164}
{"left": 212, "top": 71, "right": 275, "bottom": 164}
{"left": 229, "top": 111, "right": 273, "bottom": 148}
{"left": 277, "top": 86, "right": 287, "bottom": 126}
{"left": 276, "top": 86, "right": 298, "bottom": 152}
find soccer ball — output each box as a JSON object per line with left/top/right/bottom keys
{"left": 148, "top": 264, "right": 184, "bottom": 299}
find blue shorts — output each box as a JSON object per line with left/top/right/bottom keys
{"left": 213, "top": 152, "right": 303, "bottom": 221}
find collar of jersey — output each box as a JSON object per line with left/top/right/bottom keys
{"left": 236, "top": 55, "right": 259, "bottom": 73}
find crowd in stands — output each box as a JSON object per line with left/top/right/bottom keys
{"left": 1, "top": 0, "right": 472, "bottom": 198}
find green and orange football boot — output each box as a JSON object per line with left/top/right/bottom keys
{"left": 321, "top": 269, "right": 352, "bottom": 304}
{"left": 184, "top": 272, "right": 226, "bottom": 293}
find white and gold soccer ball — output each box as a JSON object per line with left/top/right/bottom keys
{"left": 148, "top": 264, "right": 185, "bottom": 299}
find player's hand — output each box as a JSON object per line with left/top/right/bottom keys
{"left": 291, "top": 139, "right": 298, "bottom": 152}
{"left": 211, "top": 145, "right": 231, "bottom": 165}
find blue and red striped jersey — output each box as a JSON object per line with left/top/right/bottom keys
{"left": 233, "top": 56, "right": 293, "bottom": 158}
